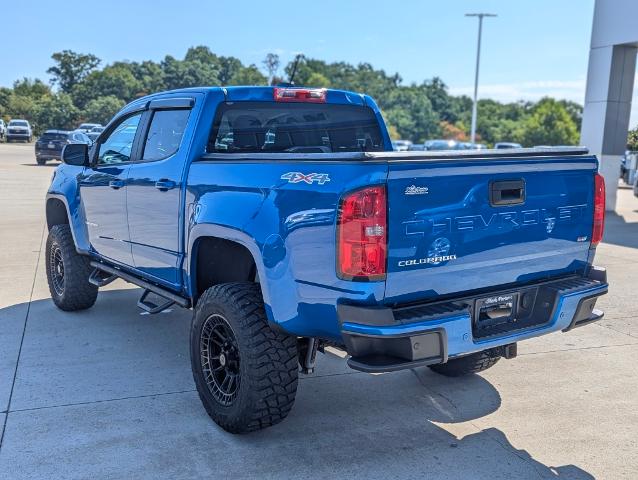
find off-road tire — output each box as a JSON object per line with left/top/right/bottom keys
{"left": 429, "top": 348, "right": 501, "bottom": 377}
{"left": 46, "top": 224, "right": 98, "bottom": 311}
{"left": 191, "top": 282, "right": 298, "bottom": 433}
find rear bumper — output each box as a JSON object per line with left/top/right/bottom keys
{"left": 35, "top": 149, "right": 62, "bottom": 160}
{"left": 338, "top": 267, "right": 608, "bottom": 373}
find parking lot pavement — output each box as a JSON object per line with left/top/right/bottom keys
{"left": 0, "top": 142, "right": 636, "bottom": 479}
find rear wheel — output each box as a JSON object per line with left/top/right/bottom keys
{"left": 190, "top": 282, "right": 298, "bottom": 433}
{"left": 429, "top": 348, "right": 501, "bottom": 377}
{"left": 46, "top": 224, "right": 98, "bottom": 311}
{"left": 36, "top": 157, "right": 46, "bottom": 165}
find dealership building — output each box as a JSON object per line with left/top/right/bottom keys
{"left": 581, "top": 0, "right": 637, "bottom": 211}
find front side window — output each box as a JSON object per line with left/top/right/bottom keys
{"left": 97, "top": 113, "right": 142, "bottom": 165}
{"left": 209, "top": 102, "right": 384, "bottom": 153}
{"left": 142, "top": 109, "right": 190, "bottom": 161}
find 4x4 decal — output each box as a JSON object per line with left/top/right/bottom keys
{"left": 281, "top": 172, "right": 331, "bottom": 185}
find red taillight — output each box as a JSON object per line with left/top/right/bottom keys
{"left": 337, "top": 186, "right": 387, "bottom": 281}
{"left": 273, "top": 87, "right": 326, "bottom": 103}
{"left": 592, "top": 173, "right": 605, "bottom": 246}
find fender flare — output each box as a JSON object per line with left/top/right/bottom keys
{"left": 45, "top": 193, "right": 90, "bottom": 255}
{"left": 186, "top": 223, "right": 271, "bottom": 305}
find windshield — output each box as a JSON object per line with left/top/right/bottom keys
{"left": 209, "top": 102, "right": 384, "bottom": 153}
{"left": 9, "top": 120, "right": 28, "bottom": 127}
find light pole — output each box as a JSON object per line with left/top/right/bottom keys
{"left": 465, "top": 12, "right": 496, "bottom": 144}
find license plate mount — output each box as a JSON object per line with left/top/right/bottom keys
{"left": 474, "top": 293, "right": 519, "bottom": 328}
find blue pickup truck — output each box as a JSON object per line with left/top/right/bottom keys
{"left": 46, "top": 86, "right": 608, "bottom": 433}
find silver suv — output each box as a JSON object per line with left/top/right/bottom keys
{"left": 7, "top": 119, "right": 33, "bottom": 142}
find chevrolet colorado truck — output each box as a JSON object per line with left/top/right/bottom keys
{"left": 46, "top": 86, "right": 608, "bottom": 433}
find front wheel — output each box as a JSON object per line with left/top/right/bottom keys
{"left": 429, "top": 348, "right": 501, "bottom": 377}
{"left": 46, "top": 224, "right": 98, "bottom": 311}
{"left": 190, "top": 282, "right": 298, "bottom": 433}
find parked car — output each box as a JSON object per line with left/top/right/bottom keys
{"left": 6, "top": 119, "right": 33, "bottom": 142}
{"left": 424, "top": 139, "right": 458, "bottom": 150}
{"left": 407, "top": 143, "right": 425, "bottom": 151}
{"left": 0, "top": 119, "right": 6, "bottom": 142}
{"left": 621, "top": 151, "right": 638, "bottom": 186}
{"left": 87, "top": 126, "right": 105, "bottom": 143}
{"left": 391, "top": 140, "right": 412, "bottom": 151}
{"left": 634, "top": 176, "right": 638, "bottom": 198}
{"left": 77, "top": 123, "right": 102, "bottom": 133}
{"left": 46, "top": 86, "right": 608, "bottom": 434}
{"left": 495, "top": 142, "right": 522, "bottom": 149}
{"left": 35, "top": 129, "right": 91, "bottom": 165}
{"left": 457, "top": 142, "right": 487, "bottom": 150}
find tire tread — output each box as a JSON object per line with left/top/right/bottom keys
{"left": 191, "top": 282, "right": 298, "bottom": 433}
{"left": 46, "top": 224, "right": 98, "bottom": 311}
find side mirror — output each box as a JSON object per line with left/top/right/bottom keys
{"left": 61, "top": 143, "right": 89, "bottom": 166}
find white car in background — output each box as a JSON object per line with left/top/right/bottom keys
{"left": 77, "top": 123, "right": 102, "bottom": 133}
{"left": 0, "top": 119, "right": 6, "bottom": 141}
{"left": 391, "top": 139, "right": 413, "bottom": 151}
{"left": 6, "top": 119, "right": 32, "bottom": 142}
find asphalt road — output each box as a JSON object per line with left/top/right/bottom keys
{"left": 0, "top": 143, "right": 637, "bottom": 479}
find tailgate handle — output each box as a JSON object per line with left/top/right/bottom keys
{"left": 490, "top": 179, "right": 525, "bottom": 206}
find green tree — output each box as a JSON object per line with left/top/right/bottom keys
{"left": 83, "top": 95, "right": 125, "bottom": 125}
{"left": 184, "top": 45, "right": 219, "bottom": 64}
{"left": 72, "top": 65, "right": 142, "bottom": 108}
{"left": 263, "top": 53, "right": 280, "bottom": 85}
{"left": 226, "top": 65, "right": 268, "bottom": 85}
{"left": 33, "top": 93, "right": 80, "bottom": 134}
{"left": 47, "top": 50, "right": 101, "bottom": 92}
{"left": 161, "top": 55, "right": 220, "bottom": 90}
{"left": 13, "top": 78, "right": 51, "bottom": 99}
{"left": 519, "top": 98, "right": 580, "bottom": 147}
{"left": 218, "top": 56, "right": 243, "bottom": 85}
{"left": 6, "top": 94, "right": 37, "bottom": 123}
{"left": 627, "top": 126, "right": 638, "bottom": 151}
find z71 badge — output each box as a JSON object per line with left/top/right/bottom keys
{"left": 281, "top": 172, "right": 331, "bottom": 185}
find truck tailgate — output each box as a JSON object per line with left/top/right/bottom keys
{"left": 385, "top": 154, "right": 597, "bottom": 303}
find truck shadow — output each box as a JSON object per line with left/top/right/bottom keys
{"left": 603, "top": 211, "right": 638, "bottom": 249}
{"left": 1, "top": 289, "right": 595, "bottom": 479}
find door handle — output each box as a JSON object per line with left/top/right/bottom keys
{"left": 489, "top": 179, "right": 525, "bottom": 206}
{"left": 155, "top": 179, "right": 176, "bottom": 191}
{"left": 109, "top": 180, "right": 125, "bottom": 189}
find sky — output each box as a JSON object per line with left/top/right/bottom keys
{"left": 4, "top": 0, "right": 635, "bottom": 123}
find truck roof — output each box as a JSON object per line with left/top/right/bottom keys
{"left": 122, "top": 86, "right": 374, "bottom": 114}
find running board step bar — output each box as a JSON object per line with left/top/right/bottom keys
{"left": 89, "top": 261, "right": 191, "bottom": 312}
{"left": 137, "top": 289, "right": 175, "bottom": 314}
{"left": 88, "top": 269, "right": 118, "bottom": 287}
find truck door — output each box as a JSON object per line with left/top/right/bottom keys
{"left": 79, "top": 112, "right": 143, "bottom": 266}
{"left": 126, "top": 98, "right": 194, "bottom": 288}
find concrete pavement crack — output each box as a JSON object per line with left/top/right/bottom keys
{"left": 7, "top": 389, "right": 198, "bottom": 414}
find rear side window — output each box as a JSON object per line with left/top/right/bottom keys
{"left": 142, "top": 109, "right": 190, "bottom": 161}
{"left": 209, "top": 102, "right": 384, "bottom": 153}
